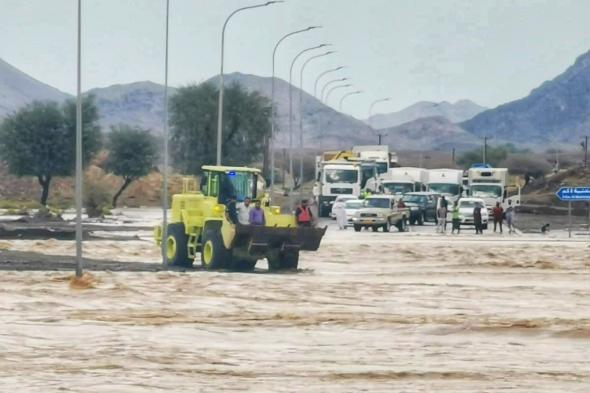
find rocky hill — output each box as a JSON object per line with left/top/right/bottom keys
{"left": 462, "top": 50, "right": 590, "bottom": 146}
{"left": 378, "top": 116, "right": 480, "bottom": 151}
{"left": 206, "top": 73, "right": 374, "bottom": 148}
{"left": 366, "top": 100, "right": 485, "bottom": 129}
{"left": 0, "top": 58, "right": 70, "bottom": 118}
{"left": 87, "top": 81, "right": 176, "bottom": 133}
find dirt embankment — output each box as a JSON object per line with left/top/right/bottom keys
{"left": 520, "top": 167, "right": 590, "bottom": 213}
{"left": 0, "top": 159, "right": 185, "bottom": 208}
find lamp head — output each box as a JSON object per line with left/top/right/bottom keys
{"left": 266, "top": 1, "right": 284, "bottom": 5}
{"left": 307, "top": 25, "right": 322, "bottom": 30}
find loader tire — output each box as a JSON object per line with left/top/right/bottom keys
{"left": 353, "top": 225, "right": 362, "bottom": 232}
{"left": 201, "top": 225, "right": 229, "bottom": 270}
{"left": 267, "top": 250, "right": 299, "bottom": 271}
{"left": 165, "top": 223, "right": 193, "bottom": 267}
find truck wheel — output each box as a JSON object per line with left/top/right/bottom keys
{"left": 353, "top": 225, "right": 362, "bottom": 232}
{"left": 396, "top": 218, "right": 406, "bottom": 232}
{"left": 383, "top": 220, "right": 391, "bottom": 232}
{"left": 231, "top": 258, "right": 257, "bottom": 272}
{"left": 371, "top": 226, "right": 379, "bottom": 232}
{"left": 418, "top": 213, "right": 424, "bottom": 226}
{"left": 267, "top": 251, "right": 299, "bottom": 271}
{"left": 201, "top": 225, "right": 229, "bottom": 270}
{"left": 165, "top": 223, "right": 193, "bottom": 267}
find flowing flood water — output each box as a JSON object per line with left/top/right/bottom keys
{"left": 1, "top": 229, "right": 589, "bottom": 392}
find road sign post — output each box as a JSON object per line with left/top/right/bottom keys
{"left": 555, "top": 187, "right": 590, "bottom": 238}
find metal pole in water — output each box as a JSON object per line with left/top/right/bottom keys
{"left": 161, "top": 0, "right": 170, "bottom": 267}
{"left": 75, "top": 0, "right": 83, "bottom": 278}
{"left": 568, "top": 201, "right": 572, "bottom": 238}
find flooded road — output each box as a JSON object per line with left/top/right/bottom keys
{"left": 1, "top": 225, "right": 590, "bottom": 392}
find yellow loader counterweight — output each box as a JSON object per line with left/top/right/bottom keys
{"left": 154, "top": 165, "right": 326, "bottom": 271}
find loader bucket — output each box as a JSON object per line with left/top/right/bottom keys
{"left": 233, "top": 224, "right": 327, "bottom": 256}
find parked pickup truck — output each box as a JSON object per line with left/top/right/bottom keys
{"left": 352, "top": 195, "right": 408, "bottom": 232}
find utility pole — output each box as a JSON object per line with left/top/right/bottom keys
{"left": 483, "top": 136, "right": 488, "bottom": 165}
{"left": 583, "top": 136, "right": 588, "bottom": 169}
{"left": 452, "top": 147, "right": 456, "bottom": 165}
{"left": 75, "top": 0, "right": 83, "bottom": 278}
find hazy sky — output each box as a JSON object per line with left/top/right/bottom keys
{"left": 1, "top": 0, "right": 590, "bottom": 118}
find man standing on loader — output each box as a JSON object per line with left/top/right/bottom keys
{"left": 237, "top": 197, "right": 252, "bottom": 225}
{"left": 295, "top": 199, "right": 313, "bottom": 227}
{"left": 249, "top": 200, "right": 266, "bottom": 226}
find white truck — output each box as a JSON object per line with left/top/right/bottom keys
{"left": 314, "top": 160, "right": 363, "bottom": 217}
{"left": 427, "top": 169, "right": 464, "bottom": 203}
{"left": 467, "top": 167, "right": 520, "bottom": 210}
{"left": 379, "top": 167, "right": 428, "bottom": 197}
{"left": 352, "top": 145, "right": 392, "bottom": 176}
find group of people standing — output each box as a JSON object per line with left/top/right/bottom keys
{"left": 226, "top": 197, "right": 266, "bottom": 226}
{"left": 225, "top": 197, "right": 315, "bottom": 228}
{"left": 491, "top": 200, "right": 516, "bottom": 234}
{"left": 437, "top": 197, "right": 516, "bottom": 235}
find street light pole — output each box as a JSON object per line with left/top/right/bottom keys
{"left": 161, "top": 0, "right": 170, "bottom": 267}
{"left": 324, "top": 83, "right": 352, "bottom": 106}
{"left": 288, "top": 44, "right": 329, "bottom": 190}
{"left": 270, "top": 26, "right": 320, "bottom": 199}
{"left": 75, "top": 0, "right": 83, "bottom": 278}
{"left": 368, "top": 97, "right": 391, "bottom": 145}
{"left": 298, "top": 50, "right": 335, "bottom": 184}
{"left": 216, "top": 1, "right": 280, "bottom": 166}
{"left": 338, "top": 90, "right": 363, "bottom": 112}
{"left": 483, "top": 136, "right": 488, "bottom": 165}
{"left": 320, "top": 77, "right": 349, "bottom": 102}
{"left": 313, "top": 66, "right": 344, "bottom": 97}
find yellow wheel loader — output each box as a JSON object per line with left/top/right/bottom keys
{"left": 154, "top": 165, "right": 326, "bottom": 271}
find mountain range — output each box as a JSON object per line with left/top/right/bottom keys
{"left": 366, "top": 100, "right": 486, "bottom": 129}
{"left": 2, "top": 49, "right": 590, "bottom": 150}
{"left": 0, "top": 58, "right": 69, "bottom": 118}
{"left": 461, "top": 49, "right": 590, "bottom": 146}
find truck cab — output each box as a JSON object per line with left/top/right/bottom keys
{"left": 315, "top": 161, "right": 362, "bottom": 217}
{"left": 379, "top": 167, "right": 427, "bottom": 197}
{"left": 426, "top": 169, "right": 463, "bottom": 203}
{"left": 467, "top": 167, "right": 520, "bottom": 210}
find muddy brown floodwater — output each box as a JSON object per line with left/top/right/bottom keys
{"left": 1, "top": 229, "right": 590, "bottom": 392}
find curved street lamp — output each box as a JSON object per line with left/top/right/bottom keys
{"left": 339, "top": 90, "right": 363, "bottom": 111}
{"left": 368, "top": 97, "right": 391, "bottom": 145}
{"left": 313, "top": 66, "right": 344, "bottom": 97}
{"left": 216, "top": 1, "right": 282, "bottom": 165}
{"left": 320, "top": 77, "right": 349, "bottom": 102}
{"left": 298, "top": 50, "right": 335, "bottom": 182}
{"left": 269, "top": 25, "right": 320, "bottom": 196}
{"left": 325, "top": 83, "right": 353, "bottom": 106}
{"left": 287, "top": 43, "right": 330, "bottom": 188}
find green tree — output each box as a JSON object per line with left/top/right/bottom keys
{"left": 169, "top": 82, "right": 271, "bottom": 174}
{"left": 457, "top": 144, "right": 530, "bottom": 168}
{"left": 105, "top": 125, "right": 159, "bottom": 207}
{"left": 0, "top": 97, "right": 102, "bottom": 205}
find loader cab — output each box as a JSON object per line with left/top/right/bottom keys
{"left": 201, "top": 166, "right": 259, "bottom": 204}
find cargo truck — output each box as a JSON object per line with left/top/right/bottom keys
{"left": 314, "top": 159, "right": 363, "bottom": 217}
{"left": 427, "top": 169, "right": 464, "bottom": 202}
{"left": 467, "top": 167, "right": 520, "bottom": 209}
{"left": 379, "top": 167, "right": 428, "bottom": 196}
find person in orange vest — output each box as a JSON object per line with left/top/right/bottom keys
{"left": 295, "top": 199, "right": 313, "bottom": 227}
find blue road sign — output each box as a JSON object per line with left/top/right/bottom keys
{"left": 555, "top": 187, "right": 590, "bottom": 201}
